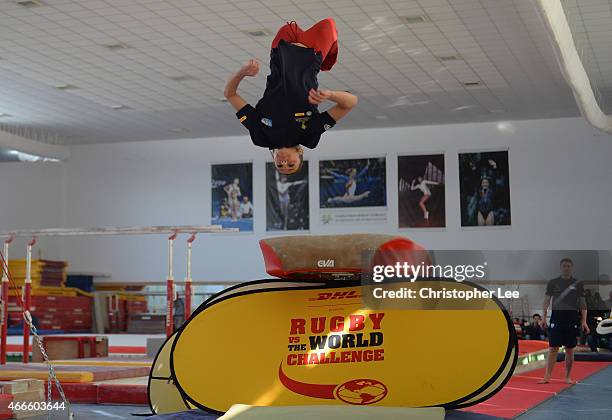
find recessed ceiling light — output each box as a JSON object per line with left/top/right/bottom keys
{"left": 452, "top": 105, "right": 475, "bottom": 111}
{"left": 7, "top": 149, "right": 59, "bottom": 162}
{"left": 168, "top": 75, "right": 197, "bottom": 82}
{"left": 55, "top": 84, "right": 77, "bottom": 90}
{"left": 402, "top": 15, "right": 430, "bottom": 24}
{"left": 463, "top": 81, "right": 481, "bottom": 86}
{"left": 436, "top": 54, "right": 462, "bottom": 62}
{"left": 169, "top": 127, "right": 191, "bottom": 133}
{"left": 0, "top": 112, "right": 10, "bottom": 118}
{"left": 375, "top": 115, "right": 389, "bottom": 120}
{"left": 218, "top": 97, "right": 228, "bottom": 102}
{"left": 17, "top": 0, "right": 44, "bottom": 7}
{"left": 103, "top": 42, "right": 128, "bottom": 50}
{"left": 242, "top": 29, "right": 271, "bottom": 37}
{"left": 110, "top": 104, "right": 129, "bottom": 110}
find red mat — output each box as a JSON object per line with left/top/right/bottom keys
{"left": 6, "top": 344, "right": 146, "bottom": 354}
{"left": 47, "top": 383, "right": 148, "bottom": 405}
{"left": 462, "top": 361, "right": 611, "bottom": 418}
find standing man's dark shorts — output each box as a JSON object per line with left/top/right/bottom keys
{"left": 548, "top": 321, "right": 579, "bottom": 348}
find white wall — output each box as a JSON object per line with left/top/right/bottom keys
{"left": 0, "top": 162, "right": 62, "bottom": 260}
{"left": 53, "top": 117, "right": 612, "bottom": 288}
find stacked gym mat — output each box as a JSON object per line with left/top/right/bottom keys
{"left": 7, "top": 259, "right": 67, "bottom": 288}
{"left": 8, "top": 294, "right": 93, "bottom": 333}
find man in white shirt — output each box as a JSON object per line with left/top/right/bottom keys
{"left": 239, "top": 196, "right": 253, "bottom": 218}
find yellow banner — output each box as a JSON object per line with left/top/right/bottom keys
{"left": 155, "top": 280, "right": 516, "bottom": 414}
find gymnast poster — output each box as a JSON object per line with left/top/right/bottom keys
{"left": 398, "top": 154, "right": 445, "bottom": 228}
{"left": 266, "top": 162, "right": 309, "bottom": 231}
{"left": 319, "top": 157, "right": 387, "bottom": 224}
{"left": 211, "top": 163, "right": 253, "bottom": 232}
{"left": 459, "top": 151, "right": 511, "bottom": 227}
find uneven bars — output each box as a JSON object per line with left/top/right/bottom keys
{"left": 0, "top": 225, "right": 239, "bottom": 238}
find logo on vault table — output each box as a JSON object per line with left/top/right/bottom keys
{"left": 317, "top": 259, "right": 335, "bottom": 268}
{"left": 279, "top": 364, "right": 388, "bottom": 405}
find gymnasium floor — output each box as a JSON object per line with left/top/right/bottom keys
{"left": 514, "top": 365, "right": 612, "bottom": 420}
{"left": 33, "top": 363, "right": 607, "bottom": 420}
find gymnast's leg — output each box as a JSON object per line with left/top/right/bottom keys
{"left": 331, "top": 191, "right": 371, "bottom": 204}
{"left": 271, "top": 18, "right": 338, "bottom": 70}
{"left": 271, "top": 21, "right": 304, "bottom": 49}
{"left": 298, "top": 18, "right": 338, "bottom": 70}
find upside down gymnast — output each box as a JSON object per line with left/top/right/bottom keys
{"left": 224, "top": 18, "right": 358, "bottom": 175}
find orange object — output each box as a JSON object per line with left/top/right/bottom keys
{"left": 271, "top": 18, "right": 338, "bottom": 71}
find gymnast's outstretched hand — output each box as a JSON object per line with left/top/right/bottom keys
{"left": 239, "top": 59, "right": 260, "bottom": 77}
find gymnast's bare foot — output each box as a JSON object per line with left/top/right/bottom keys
{"left": 537, "top": 378, "right": 550, "bottom": 384}
{"left": 565, "top": 378, "right": 575, "bottom": 384}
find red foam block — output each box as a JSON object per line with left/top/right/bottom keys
{"left": 98, "top": 384, "right": 148, "bottom": 405}
{"left": 47, "top": 383, "right": 147, "bottom": 405}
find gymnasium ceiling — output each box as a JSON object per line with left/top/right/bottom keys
{"left": 0, "top": 0, "right": 607, "bottom": 146}
{"left": 561, "top": 0, "right": 612, "bottom": 115}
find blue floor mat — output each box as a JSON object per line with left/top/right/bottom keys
{"left": 446, "top": 411, "right": 505, "bottom": 420}
{"left": 147, "top": 410, "right": 217, "bottom": 419}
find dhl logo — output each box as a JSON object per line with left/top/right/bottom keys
{"left": 309, "top": 290, "right": 361, "bottom": 301}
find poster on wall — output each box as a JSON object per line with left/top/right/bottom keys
{"left": 211, "top": 162, "right": 253, "bottom": 232}
{"left": 266, "top": 162, "right": 309, "bottom": 231}
{"left": 459, "top": 150, "right": 511, "bottom": 227}
{"left": 398, "top": 154, "right": 445, "bottom": 228}
{"left": 319, "top": 157, "right": 387, "bottom": 225}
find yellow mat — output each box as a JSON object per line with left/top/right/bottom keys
{"left": 0, "top": 370, "right": 93, "bottom": 382}
{"left": 53, "top": 360, "right": 151, "bottom": 368}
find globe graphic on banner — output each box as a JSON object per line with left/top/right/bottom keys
{"left": 334, "top": 379, "right": 388, "bottom": 405}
